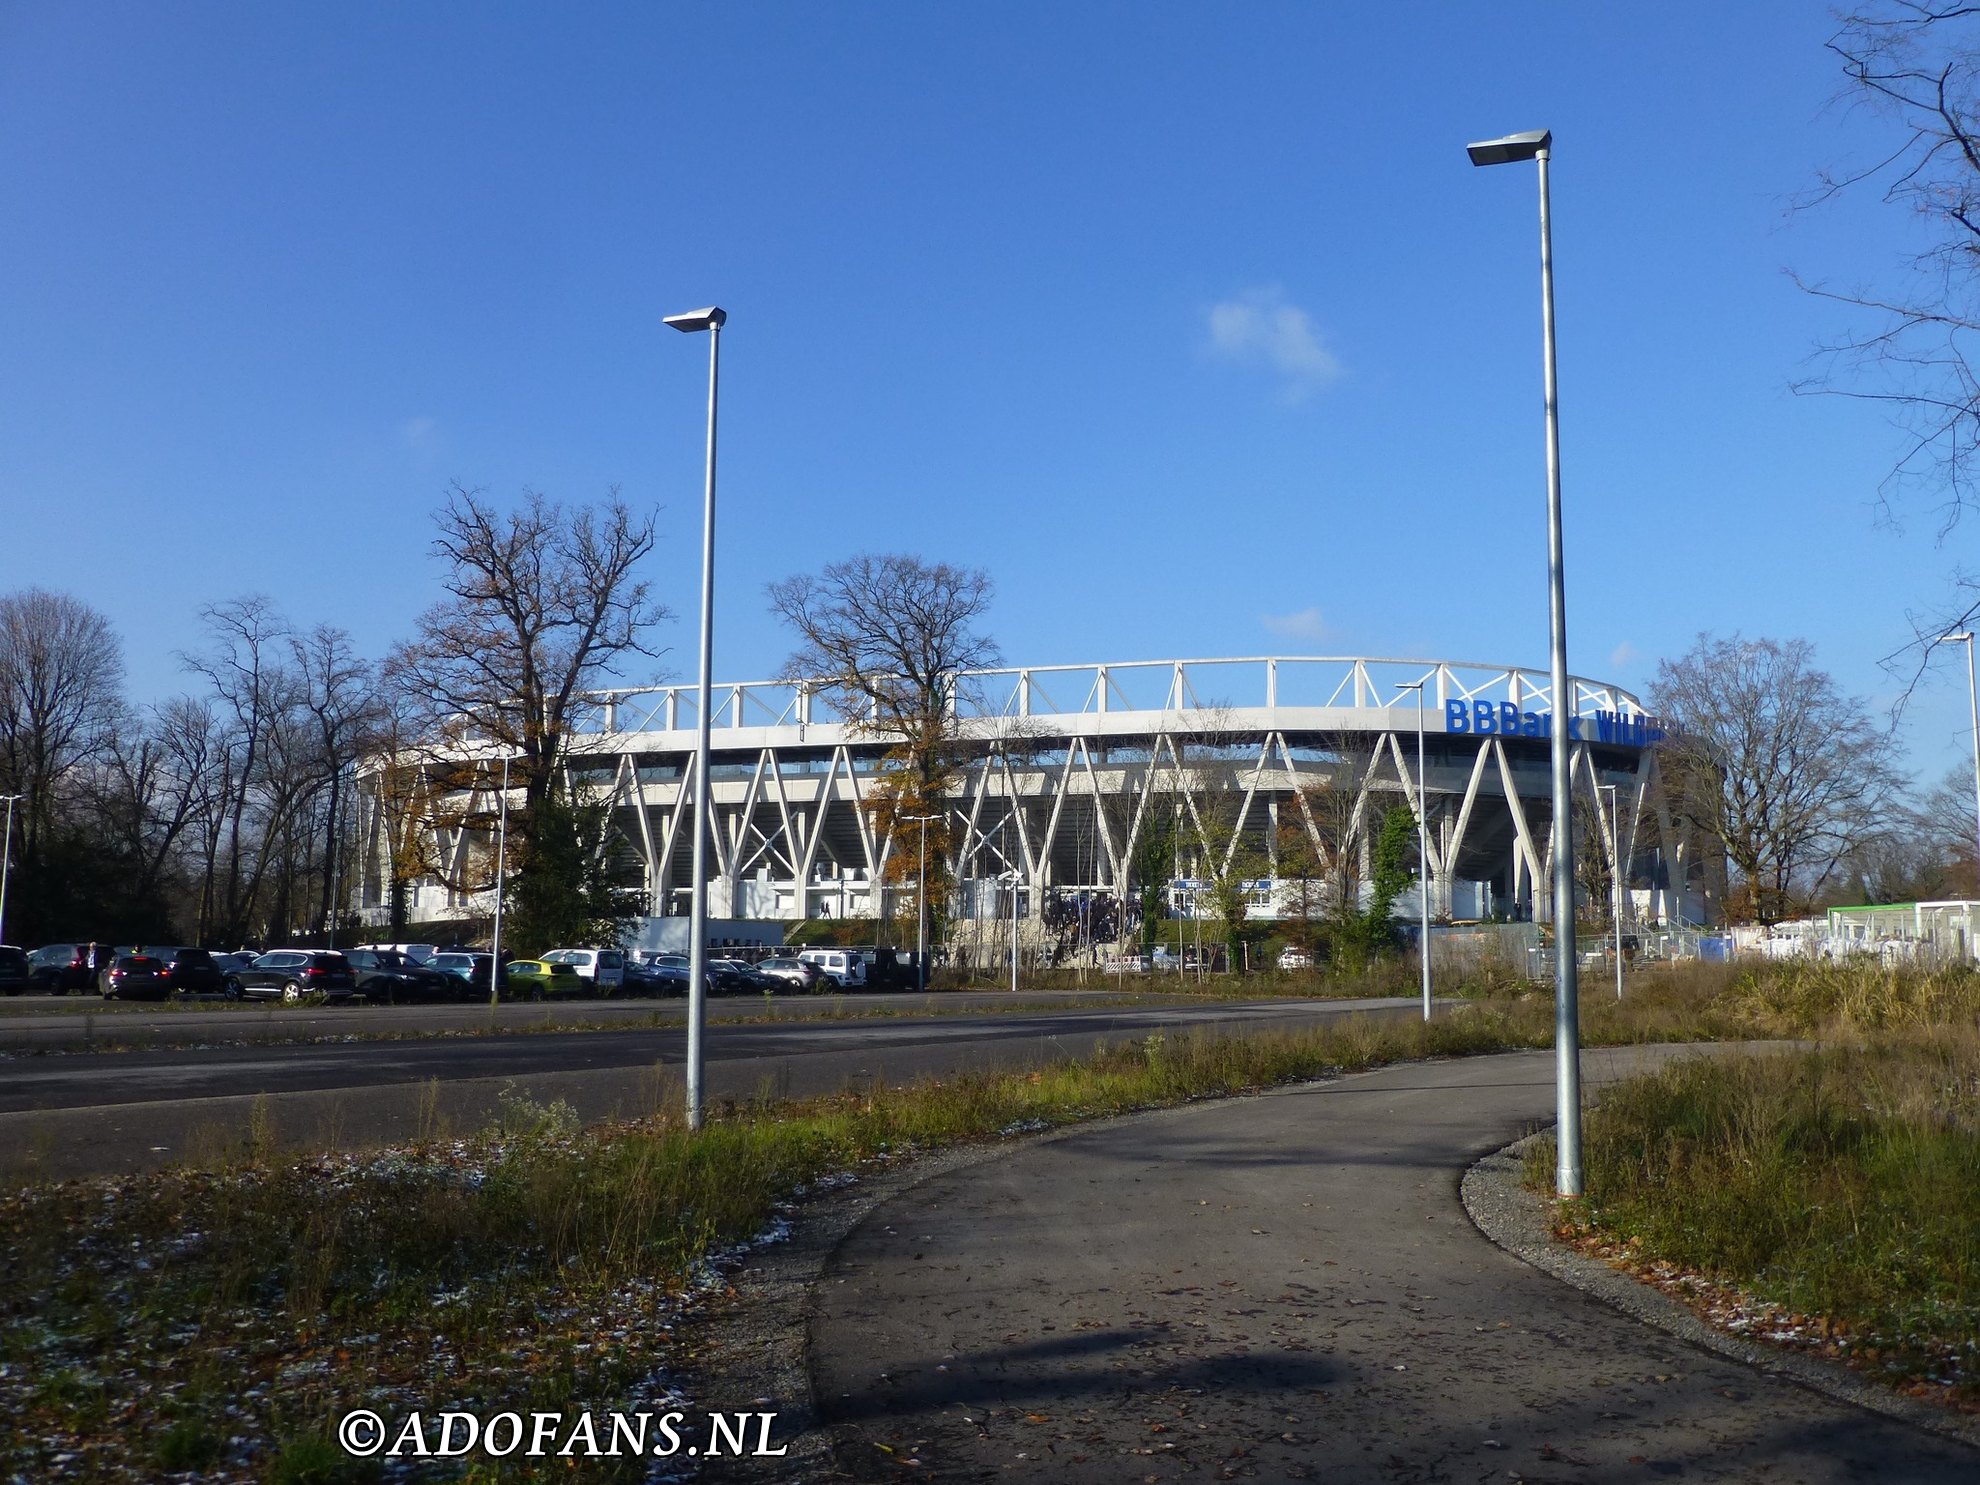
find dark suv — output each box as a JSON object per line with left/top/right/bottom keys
{"left": 344, "top": 948, "right": 451, "bottom": 1003}
{"left": 232, "top": 950, "right": 358, "bottom": 1003}
{"left": 100, "top": 954, "right": 169, "bottom": 1001}
{"left": 0, "top": 946, "right": 30, "bottom": 996}
{"left": 146, "top": 947, "right": 226, "bottom": 998}
{"left": 25, "top": 944, "right": 94, "bottom": 993}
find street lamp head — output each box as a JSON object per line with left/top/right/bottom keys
{"left": 1466, "top": 129, "right": 1552, "bottom": 166}
{"left": 664, "top": 306, "right": 727, "bottom": 333}
{"left": 1941, "top": 631, "right": 1975, "bottom": 644}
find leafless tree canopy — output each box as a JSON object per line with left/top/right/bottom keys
{"left": 1800, "top": 5, "right": 1980, "bottom": 531}
{"left": 768, "top": 553, "right": 998, "bottom": 737}
{"left": 0, "top": 587, "right": 124, "bottom": 856}
{"left": 1649, "top": 634, "right": 1904, "bottom": 922}
{"left": 390, "top": 484, "right": 666, "bottom": 803}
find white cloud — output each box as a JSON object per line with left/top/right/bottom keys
{"left": 1261, "top": 606, "right": 1331, "bottom": 643}
{"left": 399, "top": 415, "right": 439, "bottom": 449}
{"left": 1205, "top": 286, "right": 1344, "bottom": 400}
{"left": 1609, "top": 641, "right": 1639, "bottom": 672}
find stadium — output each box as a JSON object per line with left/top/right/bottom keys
{"left": 359, "top": 655, "right": 1692, "bottom": 953}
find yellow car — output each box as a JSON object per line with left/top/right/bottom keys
{"left": 501, "top": 959, "right": 584, "bottom": 1000}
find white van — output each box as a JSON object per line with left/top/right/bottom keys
{"left": 542, "top": 948, "right": 626, "bottom": 992}
{"left": 796, "top": 948, "right": 865, "bottom": 987}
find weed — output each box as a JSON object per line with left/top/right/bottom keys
{"left": 1531, "top": 1025, "right": 1980, "bottom": 1399}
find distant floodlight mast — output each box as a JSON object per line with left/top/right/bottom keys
{"left": 1939, "top": 631, "right": 1980, "bottom": 911}
{"left": 1467, "top": 126, "right": 1584, "bottom": 1198}
{"left": 666, "top": 303, "right": 727, "bottom": 1131}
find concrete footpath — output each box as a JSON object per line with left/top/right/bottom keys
{"left": 785, "top": 1046, "right": 1977, "bottom": 1483}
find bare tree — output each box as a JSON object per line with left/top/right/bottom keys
{"left": 0, "top": 588, "right": 124, "bottom": 862}
{"left": 769, "top": 552, "right": 997, "bottom": 810}
{"left": 289, "top": 625, "right": 381, "bottom": 935}
{"left": 390, "top": 485, "right": 665, "bottom": 811}
{"left": 769, "top": 554, "right": 998, "bottom": 939}
{"left": 1798, "top": 5, "right": 1980, "bottom": 529}
{"left": 180, "top": 596, "right": 294, "bottom": 943}
{"left": 385, "top": 486, "right": 663, "bottom": 949}
{"left": 1649, "top": 634, "right": 1905, "bottom": 923}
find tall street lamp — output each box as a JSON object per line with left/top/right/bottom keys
{"left": 1005, "top": 867, "right": 1022, "bottom": 994}
{"left": 1397, "top": 681, "right": 1432, "bottom": 1021}
{"left": 1468, "top": 127, "right": 1585, "bottom": 1197}
{"left": 902, "top": 814, "right": 940, "bottom": 992}
{"left": 665, "top": 304, "right": 726, "bottom": 1131}
{"left": 489, "top": 753, "right": 513, "bottom": 1007}
{"left": 0, "top": 794, "right": 20, "bottom": 945}
{"left": 1940, "top": 632, "right": 1980, "bottom": 914}
{"left": 1599, "top": 782, "right": 1624, "bottom": 1000}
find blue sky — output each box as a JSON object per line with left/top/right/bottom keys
{"left": 2, "top": 3, "right": 1975, "bottom": 784}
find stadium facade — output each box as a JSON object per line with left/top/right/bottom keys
{"left": 358, "top": 655, "right": 1694, "bottom": 945}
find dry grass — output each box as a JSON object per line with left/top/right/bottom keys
{"left": 1523, "top": 960, "right": 1980, "bottom": 1405}
{"left": 9, "top": 954, "right": 1979, "bottom": 1477}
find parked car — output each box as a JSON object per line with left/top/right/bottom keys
{"left": 231, "top": 950, "right": 359, "bottom": 1003}
{"left": 429, "top": 951, "right": 496, "bottom": 995}
{"left": 100, "top": 953, "right": 169, "bottom": 1001}
{"left": 25, "top": 943, "right": 94, "bottom": 993}
{"left": 353, "top": 942, "right": 439, "bottom": 965}
{"left": 1277, "top": 946, "right": 1314, "bottom": 971}
{"left": 541, "top": 948, "right": 626, "bottom": 993}
{"left": 631, "top": 953, "right": 699, "bottom": 996}
{"left": 757, "top": 956, "right": 830, "bottom": 992}
{"left": 213, "top": 951, "right": 261, "bottom": 978}
{"left": 0, "top": 946, "right": 30, "bottom": 996}
{"left": 619, "top": 957, "right": 672, "bottom": 996}
{"left": 147, "top": 946, "right": 226, "bottom": 998}
{"left": 709, "top": 956, "right": 782, "bottom": 993}
{"left": 502, "top": 959, "right": 584, "bottom": 999}
{"left": 344, "top": 947, "right": 454, "bottom": 1003}
{"left": 796, "top": 948, "right": 865, "bottom": 987}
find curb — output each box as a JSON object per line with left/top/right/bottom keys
{"left": 1461, "top": 1131, "right": 1980, "bottom": 1453}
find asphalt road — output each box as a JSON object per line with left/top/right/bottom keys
{"left": 805, "top": 1046, "right": 1979, "bottom": 1483}
{"left": 0, "top": 995, "right": 1425, "bottom": 1183}
{"left": 0, "top": 987, "right": 1172, "bottom": 1052}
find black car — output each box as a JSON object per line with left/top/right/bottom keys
{"left": 230, "top": 950, "right": 358, "bottom": 1003}
{"left": 344, "top": 948, "right": 453, "bottom": 1003}
{"left": 0, "top": 946, "right": 30, "bottom": 996}
{"left": 619, "top": 958, "right": 672, "bottom": 997}
{"left": 709, "top": 957, "right": 783, "bottom": 994}
{"left": 100, "top": 954, "right": 168, "bottom": 1001}
{"left": 25, "top": 943, "right": 94, "bottom": 993}
{"left": 149, "top": 946, "right": 226, "bottom": 998}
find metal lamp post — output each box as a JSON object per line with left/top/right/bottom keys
{"left": 1398, "top": 681, "right": 1432, "bottom": 1021}
{"left": 1939, "top": 632, "right": 1980, "bottom": 909}
{"left": 490, "top": 752, "right": 512, "bottom": 1007}
{"left": 1599, "top": 782, "right": 1624, "bottom": 1000}
{"left": 665, "top": 304, "right": 726, "bottom": 1130}
{"left": 1007, "top": 868, "right": 1022, "bottom": 993}
{"left": 1467, "top": 127, "right": 1584, "bottom": 1197}
{"left": 902, "top": 814, "right": 940, "bottom": 992}
{"left": 0, "top": 794, "right": 20, "bottom": 945}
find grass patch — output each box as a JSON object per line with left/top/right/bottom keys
{"left": 10, "top": 954, "right": 1980, "bottom": 1477}
{"left": 0, "top": 1001, "right": 1551, "bottom": 1482}
{"left": 1526, "top": 1022, "right": 1980, "bottom": 1403}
